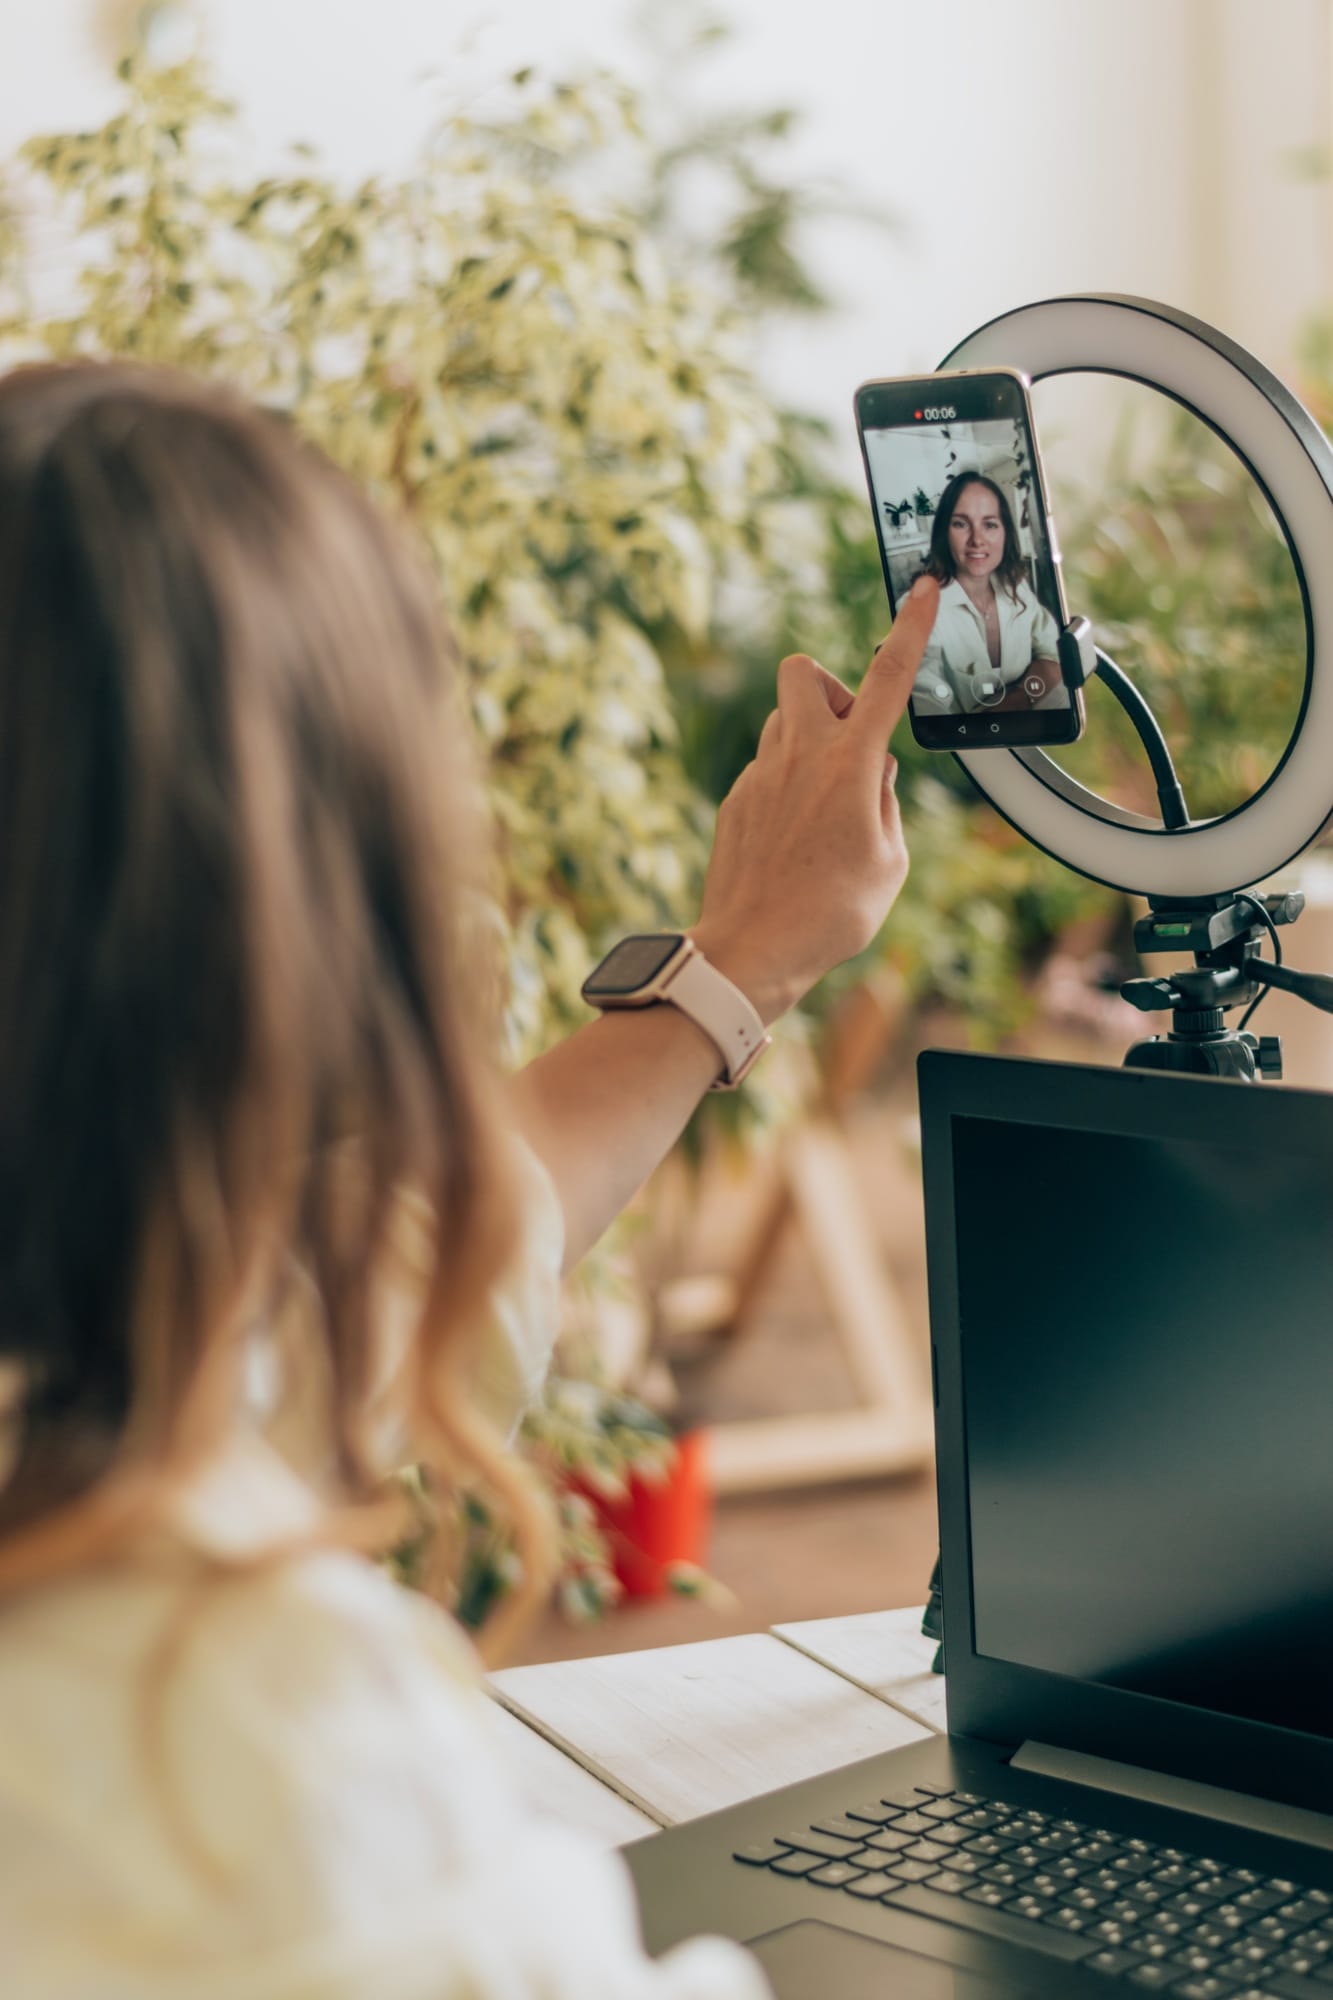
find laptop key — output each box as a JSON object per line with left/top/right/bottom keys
{"left": 1188, "top": 1923, "right": 1238, "bottom": 1952}
{"left": 844, "top": 1802, "right": 899, "bottom": 1825}
{"left": 776, "top": 1829, "right": 861, "bottom": 1860}
{"left": 1086, "top": 1948, "right": 1141, "bottom": 1974}
{"left": 863, "top": 1829, "right": 913, "bottom": 1854}
{"left": 1279, "top": 1948, "right": 1333, "bottom": 1976}
{"left": 1171, "top": 1980, "right": 1235, "bottom": 1999}
{"left": 1280, "top": 1899, "right": 1333, "bottom": 1925}
{"left": 926, "top": 1871, "right": 972, "bottom": 1897}
{"left": 890, "top": 1860, "right": 940, "bottom": 1884}
{"left": 1171, "top": 1947, "right": 1223, "bottom": 1974}
{"left": 1125, "top": 1964, "right": 1174, "bottom": 1988}
{"left": 890, "top": 1812, "right": 944, "bottom": 1836}
{"left": 966, "top": 1885, "right": 1010, "bottom": 1909}
{"left": 734, "top": 1841, "right": 790, "bottom": 1866}
{"left": 1167, "top": 1892, "right": 1224, "bottom": 1920}
{"left": 1005, "top": 1894, "right": 1055, "bottom": 1922}
{"left": 1228, "top": 1939, "right": 1280, "bottom": 1968}
{"left": 1236, "top": 1888, "right": 1286, "bottom": 1913}
{"left": 902, "top": 1840, "right": 953, "bottom": 1864}
{"left": 1154, "top": 1864, "right": 1205, "bottom": 1888}
{"left": 807, "top": 1863, "right": 866, "bottom": 1887}
{"left": 963, "top": 1835, "right": 1011, "bottom": 1857}
{"left": 1029, "top": 1873, "right": 1069, "bottom": 1901}
{"left": 841, "top": 1872, "right": 899, "bottom": 1900}
{"left": 810, "top": 1817, "right": 873, "bottom": 1843}
{"left": 770, "top": 1852, "right": 823, "bottom": 1877}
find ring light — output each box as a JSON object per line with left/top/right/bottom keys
{"left": 939, "top": 295, "right": 1333, "bottom": 899}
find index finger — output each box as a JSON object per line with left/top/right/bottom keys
{"left": 853, "top": 575, "right": 940, "bottom": 743}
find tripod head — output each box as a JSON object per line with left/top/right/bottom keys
{"left": 1122, "top": 889, "right": 1306, "bottom": 1079}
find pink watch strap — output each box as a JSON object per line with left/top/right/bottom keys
{"left": 662, "top": 946, "right": 771, "bottom": 1090}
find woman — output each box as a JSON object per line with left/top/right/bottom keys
{"left": 0, "top": 359, "right": 937, "bottom": 1996}
{"left": 912, "top": 470, "right": 1062, "bottom": 716}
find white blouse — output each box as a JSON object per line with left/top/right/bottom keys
{"left": 913, "top": 576, "right": 1062, "bottom": 715}
{"left": 0, "top": 1142, "right": 768, "bottom": 2000}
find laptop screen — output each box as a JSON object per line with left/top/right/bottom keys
{"left": 954, "top": 1105, "right": 1333, "bottom": 1742}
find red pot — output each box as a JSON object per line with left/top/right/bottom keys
{"left": 575, "top": 1429, "right": 713, "bottom": 1600}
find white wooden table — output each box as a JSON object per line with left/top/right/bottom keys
{"left": 489, "top": 1605, "right": 944, "bottom": 1847}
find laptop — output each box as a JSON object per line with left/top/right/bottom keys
{"left": 625, "top": 1050, "right": 1333, "bottom": 2000}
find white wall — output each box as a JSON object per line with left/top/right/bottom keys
{"left": 2, "top": 0, "right": 1331, "bottom": 478}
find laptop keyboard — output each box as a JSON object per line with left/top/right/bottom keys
{"left": 734, "top": 1779, "right": 1333, "bottom": 1998}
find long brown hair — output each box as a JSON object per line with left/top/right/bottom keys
{"left": 925, "top": 470, "right": 1028, "bottom": 603}
{"left": 0, "top": 360, "right": 553, "bottom": 1659}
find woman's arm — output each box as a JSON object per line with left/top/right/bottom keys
{"left": 510, "top": 580, "right": 939, "bottom": 1271}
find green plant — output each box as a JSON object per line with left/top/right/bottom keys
{"left": 390, "top": 1370, "right": 722, "bottom": 1626}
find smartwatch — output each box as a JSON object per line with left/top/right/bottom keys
{"left": 580, "top": 934, "right": 771, "bottom": 1091}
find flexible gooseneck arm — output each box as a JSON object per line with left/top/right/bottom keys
{"left": 1092, "top": 649, "right": 1190, "bottom": 832}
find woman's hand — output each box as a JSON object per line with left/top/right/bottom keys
{"left": 689, "top": 576, "right": 940, "bottom": 1024}
{"left": 514, "top": 580, "right": 938, "bottom": 1264}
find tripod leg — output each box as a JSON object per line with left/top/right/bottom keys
{"left": 922, "top": 1551, "right": 945, "bottom": 1674}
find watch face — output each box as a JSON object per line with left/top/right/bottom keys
{"left": 584, "top": 934, "right": 684, "bottom": 997}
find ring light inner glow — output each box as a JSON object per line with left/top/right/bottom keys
{"left": 1030, "top": 375, "right": 1304, "bottom": 823}
{"left": 941, "top": 299, "right": 1333, "bottom": 900}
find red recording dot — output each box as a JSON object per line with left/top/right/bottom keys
{"left": 914, "top": 410, "right": 923, "bottom": 420}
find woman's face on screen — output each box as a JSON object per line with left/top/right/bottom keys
{"left": 947, "top": 482, "right": 1005, "bottom": 581}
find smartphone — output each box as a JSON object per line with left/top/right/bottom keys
{"left": 854, "top": 368, "right": 1085, "bottom": 749}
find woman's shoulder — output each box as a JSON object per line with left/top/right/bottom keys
{"left": 0, "top": 1545, "right": 506, "bottom": 1983}
{"left": 0, "top": 1549, "right": 768, "bottom": 1999}
{"left": 0, "top": 1537, "right": 488, "bottom": 1798}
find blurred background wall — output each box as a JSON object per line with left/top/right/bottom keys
{"left": 4, "top": 0, "right": 1333, "bottom": 468}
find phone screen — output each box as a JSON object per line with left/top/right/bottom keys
{"left": 856, "top": 371, "right": 1081, "bottom": 749}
